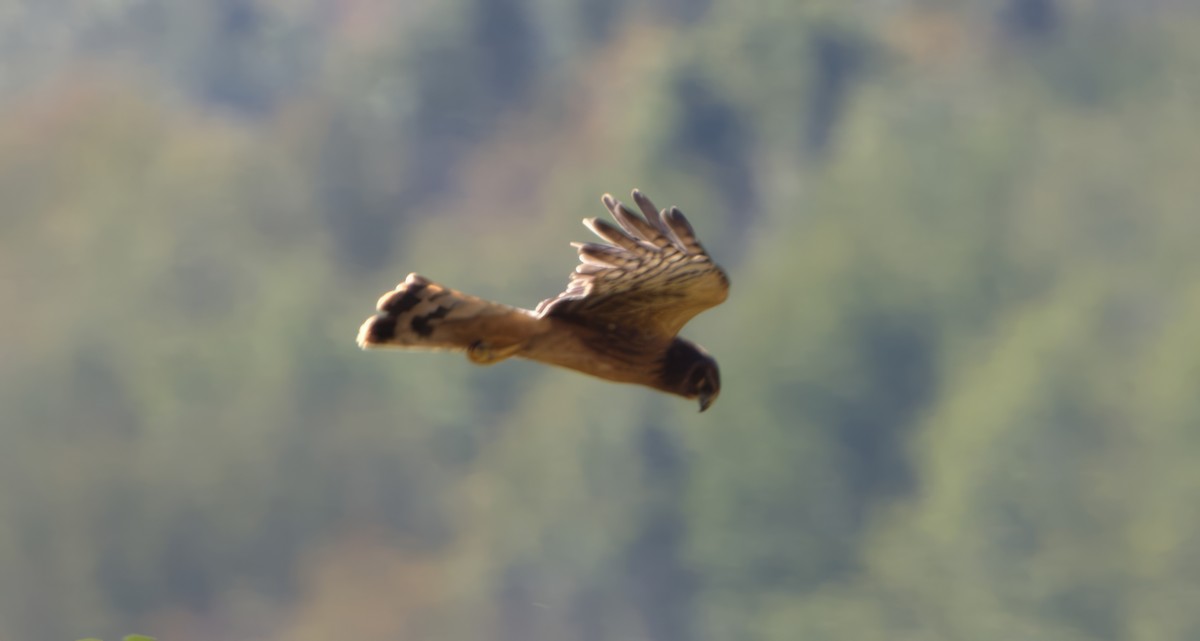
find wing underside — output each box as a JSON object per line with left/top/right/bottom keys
{"left": 537, "top": 190, "right": 728, "bottom": 337}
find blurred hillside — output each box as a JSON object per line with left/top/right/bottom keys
{"left": 4, "top": 1, "right": 1200, "bottom": 640}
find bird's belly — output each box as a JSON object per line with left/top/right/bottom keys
{"left": 518, "top": 325, "right": 661, "bottom": 385}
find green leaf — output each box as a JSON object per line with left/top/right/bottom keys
{"left": 123, "top": 636, "right": 157, "bottom": 641}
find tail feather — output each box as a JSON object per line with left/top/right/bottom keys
{"left": 357, "top": 273, "right": 541, "bottom": 355}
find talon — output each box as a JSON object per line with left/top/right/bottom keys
{"left": 467, "top": 340, "right": 491, "bottom": 364}
{"left": 467, "top": 340, "right": 521, "bottom": 365}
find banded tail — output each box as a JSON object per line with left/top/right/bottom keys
{"left": 357, "top": 273, "right": 543, "bottom": 363}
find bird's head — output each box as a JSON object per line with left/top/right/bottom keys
{"left": 659, "top": 338, "right": 721, "bottom": 412}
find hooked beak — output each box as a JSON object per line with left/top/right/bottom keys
{"left": 698, "top": 391, "right": 717, "bottom": 412}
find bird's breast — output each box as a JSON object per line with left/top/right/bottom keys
{"left": 517, "top": 320, "right": 666, "bottom": 385}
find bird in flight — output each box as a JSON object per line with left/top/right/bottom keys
{"left": 357, "top": 190, "right": 729, "bottom": 411}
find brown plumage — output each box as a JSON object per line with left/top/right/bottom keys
{"left": 357, "top": 190, "right": 729, "bottom": 410}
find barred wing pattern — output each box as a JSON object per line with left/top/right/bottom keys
{"left": 536, "top": 190, "right": 729, "bottom": 337}
{"left": 360, "top": 189, "right": 728, "bottom": 410}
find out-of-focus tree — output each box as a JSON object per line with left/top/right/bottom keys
{"left": 3, "top": 2, "right": 1200, "bottom": 641}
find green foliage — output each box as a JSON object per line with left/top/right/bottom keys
{"left": 6, "top": 2, "right": 1200, "bottom": 641}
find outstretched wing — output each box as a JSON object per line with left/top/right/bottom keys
{"left": 536, "top": 190, "right": 729, "bottom": 337}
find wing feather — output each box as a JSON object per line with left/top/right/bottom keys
{"left": 574, "top": 242, "right": 640, "bottom": 268}
{"left": 583, "top": 217, "right": 652, "bottom": 253}
{"left": 537, "top": 190, "right": 729, "bottom": 337}
{"left": 605, "top": 194, "right": 663, "bottom": 246}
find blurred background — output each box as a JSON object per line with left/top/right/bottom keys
{"left": 3, "top": 0, "right": 1200, "bottom": 639}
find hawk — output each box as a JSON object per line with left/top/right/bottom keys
{"left": 357, "top": 190, "right": 729, "bottom": 411}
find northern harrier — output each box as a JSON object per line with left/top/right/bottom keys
{"left": 357, "top": 190, "right": 729, "bottom": 411}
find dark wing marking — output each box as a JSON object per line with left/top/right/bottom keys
{"left": 536, "top": 190, "right": 729, "bottom": 338}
